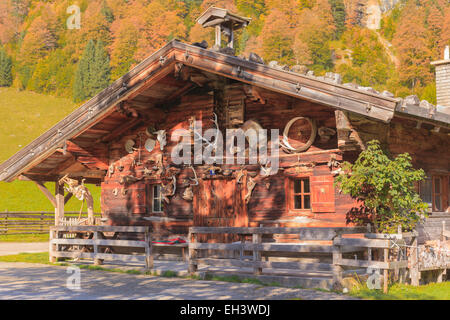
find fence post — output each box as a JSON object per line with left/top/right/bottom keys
{"left": 383, "top": 247, "right": 389, "bottom": 294}
{"left": 238, "top": 234, "right": 245, "bottom": 260}
{"left": 393, "top": 225, "right": 401, "bottom": 282}
{"left": 410, "top": 236, "right": 419, "bottom": 286}
{"left": 93, "top": 231, "right": 102, "bottom": 265}
{"left": 145, "top": 229, "right": 153, "bottom": 271}
{"left": 49, "top": 228, "right": 56, "bottom": 263}
{"left": 5, "top": 210, "right": 8, "bottom": 235}
{"left": 332, "top": 233, "right": 343, "bottom": 288}
{"left": 188, "top": 229, "right": 198, "bottom": 274}
{"left": 252, "top": 232, "right": 262, "bottom": 275}
{"left": 367, "top": 224, "right": 372, "bottom": 263}
{"left": 40, "top": 212, "right": 44, "bottom": 234}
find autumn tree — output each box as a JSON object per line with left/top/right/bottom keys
{"left": 110, "top": 20, "right": 140, "bottom": 80}
{"left": 0, "top": 48, "right": 13, "bottom": 87}
{"left": 293, "top": 1, "right": 335, "bottom": 70}
{"left": 440, "top": 8, "right": 450, "bottom": 50}
{"left": 19, "top": 15, "right": 57, "bottom": 64}
{"left": 134, "top": 0, "right": 187, "bottom": 61}
{"left": 0, "top": 0, "right": 30, "bottom": 44}
{"left": 392, "top": 2, "right": 433, "bottom": 91}
{"left": 260, "top": 9, "right": 296, "bottom": 65}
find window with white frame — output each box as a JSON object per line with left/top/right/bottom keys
{"left": 152, "top": 184, "right": 163, "bottom": 213}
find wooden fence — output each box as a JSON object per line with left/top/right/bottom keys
{"left": 187, "top": 226, "right": 434, "bottom": 293}
{"left": 188, "top": 226, "right": 367, "bottom": 279}
{"left": 49, "top": 225, "right": 189, "bottom": 269}
{"left": 333, "top": 231, "right": 412, "bottom": 293}
{"left": 49, "top": 225, "right": 153, "bottom": 269}
{"left": 0, "top": 211, "right": 101, "bottom": 235}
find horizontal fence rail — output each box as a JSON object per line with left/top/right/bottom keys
{"left": 332, "top": 232, "right": 411, "bottom": 293}
{"left": 188, "top": 226, "right": 368, "bottom": 280}
{"left": 49, "top": 225, "right": 189, "bottom": 269}
{"left": 49, "top": 225, "right": 153, "bottom": 269}
{"left": 0, "top": 211, "right": 101, "bottom": 235}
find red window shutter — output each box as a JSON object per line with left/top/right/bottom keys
{"left": 310, "top": 175, "right": 335, "bottom": 213}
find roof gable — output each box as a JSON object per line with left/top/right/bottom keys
{"left": 0, "top": 39, "right": 447, "bottom": 182}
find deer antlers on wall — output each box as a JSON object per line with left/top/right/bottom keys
{"left": 245, "top": 176, "right": 256, "bottom": 204}
{"left": 162, "top": 175, "right": 177, "bottom": 203}
{"left": 192, "top": 112, "right": 220, "bottom": 150}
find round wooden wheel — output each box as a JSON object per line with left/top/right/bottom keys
{"left": 281, "top": 117, "right": 317, "bottom": 153}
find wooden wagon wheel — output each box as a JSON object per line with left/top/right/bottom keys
{"left": 280, "top": 117, "right": 317, "bottom": 153}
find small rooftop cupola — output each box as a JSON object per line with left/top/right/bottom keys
{"left": 431, "top": 46, "right": 450, "bottom": 107}
{"left": 197, "top": 6, "right": 251, "bottom": 52}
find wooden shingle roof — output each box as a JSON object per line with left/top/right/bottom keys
{"left": 0, "top": 39, "right": 448, "bottom": 183}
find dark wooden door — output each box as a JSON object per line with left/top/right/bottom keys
{"left": 193, "top": 177, "right": 248, "bottom": 243}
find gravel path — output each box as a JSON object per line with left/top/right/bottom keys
{"left": 0, "top": 262, "right": 358, "bottom": 300}
{"left": 0, "top": 242, "right": 48, "bottom": 256}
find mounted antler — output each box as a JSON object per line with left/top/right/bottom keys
{"left": 260, "top": 159, "right": 276, "bottom": 177}
{"left": 162, "top": 175, "right": 177, "bottom": 203}
{"left": 58, "top": 174, "right": 95, "bottom": 225}
{"left": 245, "top": 176, "right": 256, "bottom": 204}
{"left": 182, "top": 166, "right": 198, "bottom": 202}
{"left": 188, "top": 165, "right": 199, "bottom": 186}
{"left": 154, "top": 130, "right": 167, "bottom": 151}
{"left": 193, "top": 112, "right": 220, "bottom": 150}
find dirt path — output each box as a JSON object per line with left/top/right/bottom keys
{"left": 0, "top": 242, "right": 48, "bottom": 256}
{"left": 0, "top": 262, "right": 359, "bottom": 300}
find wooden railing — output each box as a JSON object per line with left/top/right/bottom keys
{"left": 188, "top": 226, "right": 367, "bottom": 276}
{"left": 333, "top": 231, "right": 412, "bottom": 293}
{"left": 0, "top": 211, "right": 101, "bottom": 234}
{"left": 49, "top": 225, "right": 153, "bottom": 269}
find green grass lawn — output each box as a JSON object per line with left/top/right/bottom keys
{"left": 0, "top": 88, "right": 101, "bottom": 212}
{"left": 350, "top": 282, "right": 450, "bottom": 300}
{"left": 0, "top": 233, "right": 49, "bottom": 242}
{"left": 0, "top": 252, "right": 49, "bottom": 264}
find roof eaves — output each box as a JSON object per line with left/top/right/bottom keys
{"left": 0, "top": 40, "right": 179, "bottom": 182}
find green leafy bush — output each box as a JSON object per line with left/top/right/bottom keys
{"left": 335, "top": 140, "right": 428, "bottom": 233}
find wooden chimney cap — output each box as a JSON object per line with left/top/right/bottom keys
{"left": 197, "top": 6, "right": 251, "bottom": 30}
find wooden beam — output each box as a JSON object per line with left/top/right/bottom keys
{"left": 97, "top": 118, "right": 143, "bottom": 143}
{"left": 55, "top": 182, "right": 64, "bottom": 226}
{"left": 32, "top": 180, "right": 57, "bottom": 208}
{"left": 172, "top": 43, "right": 398, "bottom": 122}
{"left": 215, "top": 25, "right": 221, "bottom": 47}
{"left": 48, "top": 155, "right": 77, "bottom": 175}
{"left": 162, "top": 82, "right": 195, "bottom": 102}
{"left": 203, "top": 18, "right": 226, "bottom": 28}
{"left": 64, "top": 193, "right": 73, "bottom": 205}
{"left": 19, "top": 173, "right": 103, "bottom": 185}
{"left": 0, "top": 43, "right": 177, "bottom": 182}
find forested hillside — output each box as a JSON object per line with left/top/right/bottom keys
{"left": 0, "top": 0, "right": 449, "bottom": 103}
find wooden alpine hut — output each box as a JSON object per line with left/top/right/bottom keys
{"left": 0, "top": 7, "right": 449, "bottom": 243}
